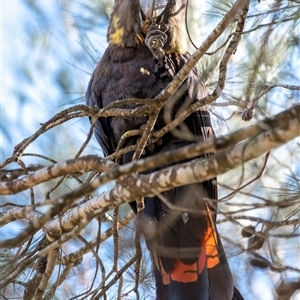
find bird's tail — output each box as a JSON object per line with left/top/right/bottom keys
{"left": 152, "top": 204, "right": 242, "bottom": 300}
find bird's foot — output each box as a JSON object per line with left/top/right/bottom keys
{"left": 145, "top": 22, "right": 168, "bottom": 60}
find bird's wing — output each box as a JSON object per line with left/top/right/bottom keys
{"left": 85, "top": 74, "right": 117, "bottom": 157}
{"left": 146, "top": 53, "right": 238, "bottom": 300}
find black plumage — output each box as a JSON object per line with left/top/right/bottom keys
{"left": 85, "top": 1, "right": 243, "bottom": 299}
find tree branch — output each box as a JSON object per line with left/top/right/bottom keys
{"left": 1, "top": 106, "right": 297, "bottom": 248}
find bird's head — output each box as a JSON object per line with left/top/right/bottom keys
{"left": 108, "top": 0, "right": 188, "bottom": 53}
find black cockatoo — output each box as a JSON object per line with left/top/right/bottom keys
{"left": 85, "top": 0, "right": 243, "bottom": 299}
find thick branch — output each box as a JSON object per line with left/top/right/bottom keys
{"left": 15, "top": 113, "right": 299, "bottom": 244}
{"left": 2, "top": 104, "right": 298, "bottom": 199}
{"left": 1, "top": 105, "right": 299, "bottom": 246}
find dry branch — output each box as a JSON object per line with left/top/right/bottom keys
{"left": 1, "top": 104, "right": 298, "bottom": 249}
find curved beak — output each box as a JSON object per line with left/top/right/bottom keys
{"left": 139, "top": 0, "right": 168, "bottom": 18}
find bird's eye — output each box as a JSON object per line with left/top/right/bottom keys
{"left": 139, "top": 0, "right": 168, "bottom": 18}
